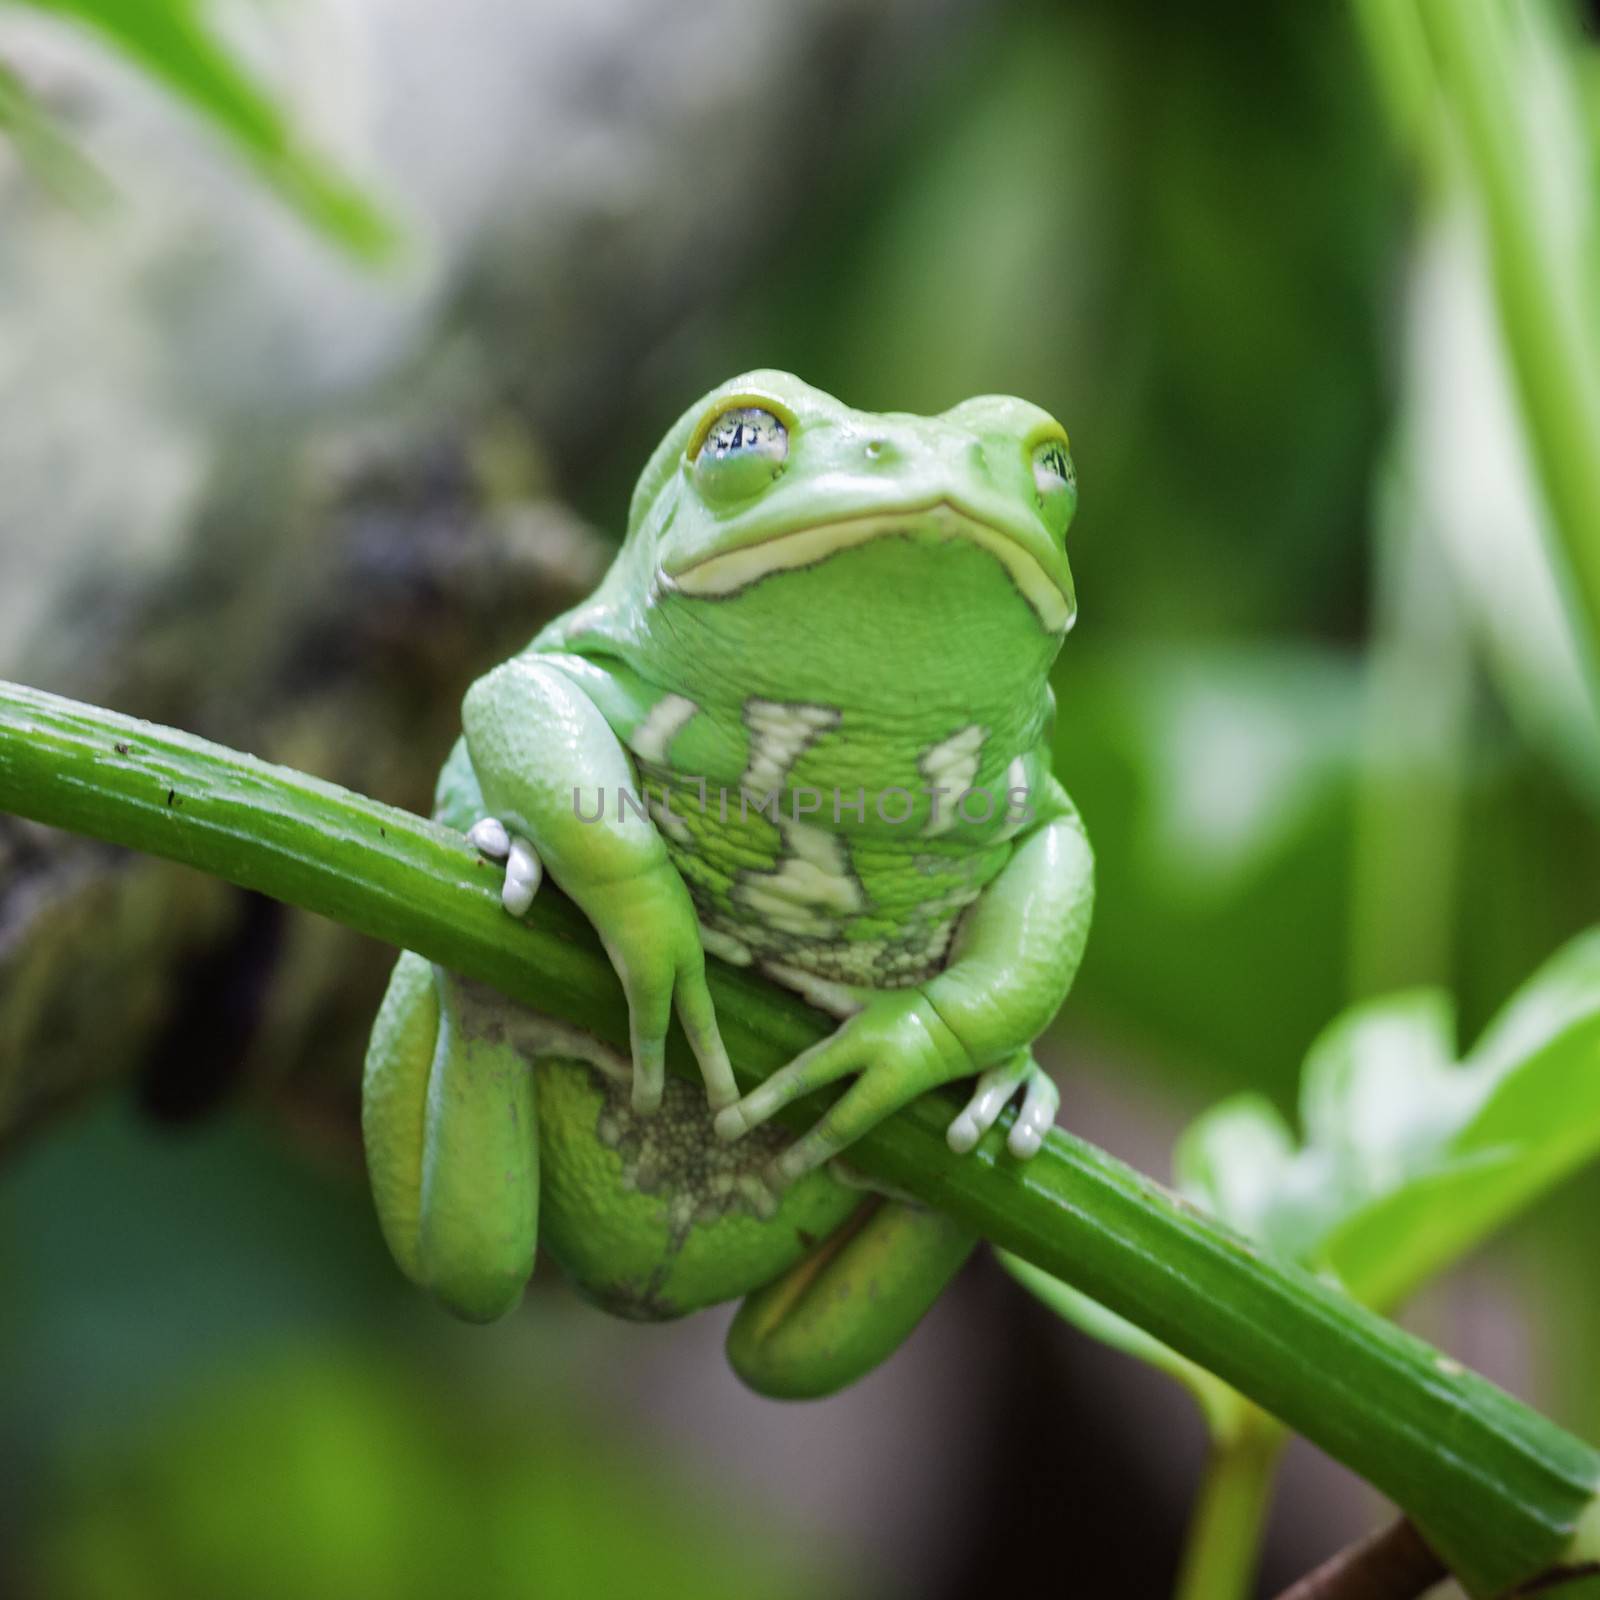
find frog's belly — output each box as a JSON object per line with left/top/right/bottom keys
{"left": 534, "top": 1056, "right": 863, "bottom": 1321}
{"left": 648, "top": 788, "right": 1011, "bottom": 988}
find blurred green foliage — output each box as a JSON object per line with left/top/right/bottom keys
{"left": 5, "top": 0, "right": 1600, "bottom": 1593}
{"left": 29, "top": 1351, "right": 821, "bottom": 1600}
{"left": 4, "top": 1107, "right": 838, "bottom": 1600}
{"left": 6, "top": 0, "right": 392, "bottom": 254}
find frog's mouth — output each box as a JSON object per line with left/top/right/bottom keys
{"left": 660, "top": 501, "right": 1075, "bottom": 632}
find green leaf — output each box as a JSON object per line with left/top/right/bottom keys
{"left": 1326, "top": 930, "right": 1600, "bottom": 1307}
{"left": 9, "top": 0, "right": 396, "bottom": 259}
{"left": 1173, "top": 1093, "right": 1297, "bottom": 1246}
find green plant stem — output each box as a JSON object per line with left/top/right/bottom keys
{"left": 1417, "top": 0, "right": 1600, "bottom": 674}
{"left": 0, "top": 677, "right": 1596, "bottom": 1596}
{"left": 1174, "top": 1408, "right": 1286, "bottom": 1600}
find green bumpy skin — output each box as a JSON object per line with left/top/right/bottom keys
{"left": 362, "top": 371, "right": 1094, "bottom": 1396}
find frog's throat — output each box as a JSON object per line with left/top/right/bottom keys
{"left": 659, "top": 501, "right": 1075, "bottom": 633}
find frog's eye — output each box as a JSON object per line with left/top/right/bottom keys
{"left": 693, "top": 406, "right": 789, "bottom": 503}
{"left": 1031, "top": 437, "right": 1076, "bottom": 534}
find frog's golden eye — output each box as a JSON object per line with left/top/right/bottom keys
{"left": 693, "top": 406, "right": 788, "bottom": 503}
{"left": 1031, "top": 437, "right": 1076, "bottom": 534}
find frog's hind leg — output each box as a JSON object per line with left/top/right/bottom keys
{"left": 726, "top": 1200, "right": 976, "bottom": 1399}
{"left": 362, "top": 952, "right": 539, "bottom": 1323}
{"left": 363, "top": 951, "right": 438, "bottom": 1288}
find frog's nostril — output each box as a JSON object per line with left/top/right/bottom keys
{"left": 864, "top": 439, "right": 888, "bottom": 462}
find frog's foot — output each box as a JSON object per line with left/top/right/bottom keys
{"left": 468, "top": 816, "right": 543, "bottom": 916}
{"left": 573, "top": 860, "right": 738, "bottom": 1119}
{"left": 714, "top": 990, "right": 972, "bottom": 1188}
{"left": 946, "top": 1049, "right": 1059, "bottom": 1160}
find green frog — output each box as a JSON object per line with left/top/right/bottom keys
{"left": 362, "top": 370, "right": 1093, "bottom": 1396}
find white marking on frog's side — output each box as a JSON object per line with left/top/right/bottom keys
{"left": 776, "top": 821, "right": 863, "bottom": 913}
{"left": 917, "top": 884, "right": 985, "bottom": 923}
{"left": 759, "top": 960, "right": 866, "bottom": 1019}
{"left": 735, "top": 882, "right": 837, "bottom": 938}
{"left": 996, "top": 755, "right": 1032, "bottom": 839}
{"left": 699, "top": 924, "right": 754, "bottom": 966}
{"left": 734, "top": 818, "right": 862, "bottom": 937}
{"left": 648, "top": 793, "right": 692, "bottom": 844}
{"left": 741, "top": 699, "right": 839, "bottom": 798}
{"left": 918, "top": 725, "right": 987, "bottom": 836}
{"left": 627, "top": 693, "right": 698, "bottom": 763}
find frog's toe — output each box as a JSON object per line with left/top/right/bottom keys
{"left": 735, "top": 1170, "right": 782, "bottom": 1221}
{"left": 500, "top": 836, "right": 543, "bottom": 917}
{"left": 713, "top": 1104, "right": 750, "bottom": 1143}
{"left": 764, "top": 1065, "right": 933, "bottom": 1188}
{"left": 465, "top": 816, "right": 543, "bottom": 917}
{"left": 946, "top": 1050, "right": 1057, "bottom": 1159}
{"left": 945, "top": 1111, "right": 982, "bottom": 1154}
{"left": 946, "top": 1050, "right": 1031, "bottom": 1153}
{"left": 628, "top": 1031, "right": 666, "bottom": 1115}
{"left": 466, "top": 816, "right": 511, "bottom": 860}
{"left": 672, "top": 965, "right": 739, "bottom": 1113}
{"left": 713, "top": 1025, "right": 865, "bottom": 1145}
{"left": 1008, "top": 1064, "right": 1059, "bottom": 1159}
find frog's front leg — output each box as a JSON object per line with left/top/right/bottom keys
{"left": 716, "top": 775, "right": 1093, "bottom": 1183}
{"left": 726, "top": 1199, "right": 977, "bottom": 1399}
{"left": 461, "top": 653, "right": 737, "bottom": 1115}
{"left": 363, "top": 951, "right": 540, "bottom": 1322}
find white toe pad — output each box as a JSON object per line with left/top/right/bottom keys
{"left": 467, "top": 817, "right": 512, "bottom": 860}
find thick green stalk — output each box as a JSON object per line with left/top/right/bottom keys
{"left": 0, "top": 678, "right": 1596, "bottom": 1595}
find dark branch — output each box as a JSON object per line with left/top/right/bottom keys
{"left": 1273, "top": 1518, "right": 1446, "bottom": 1600}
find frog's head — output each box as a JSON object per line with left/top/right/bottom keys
{"left": 625, "top": 370, "right": 1078, "bottom": 635}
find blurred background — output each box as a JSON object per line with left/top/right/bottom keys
{"left": 2, "top": 0, "right": 1599, "bottom": 1595}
